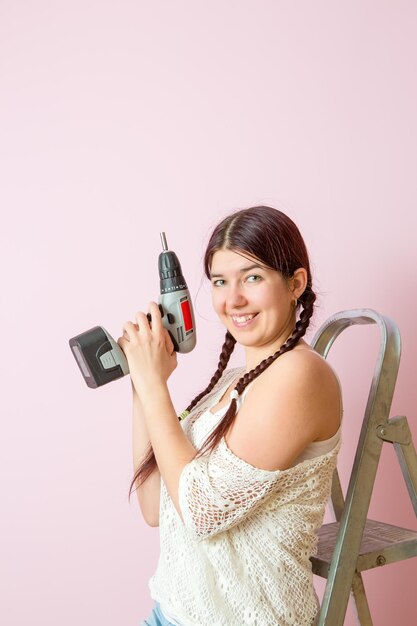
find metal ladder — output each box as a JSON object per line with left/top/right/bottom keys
{"left": 310, "top": 309, "right": 417, "bottom": 625}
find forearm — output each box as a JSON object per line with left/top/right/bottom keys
{"left": 132, "top": 385, "right": 153, "bottom": 470}
{"left": 118, "top": 309, "right": 195, "bottom": 521}
{"left": 138, "top": 380, "right": 198, "bottom": 520}
{"left": 132, "top": 385, "right": 161, "bottom": 526}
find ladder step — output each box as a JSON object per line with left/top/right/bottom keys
{"left": 312, "top": 519, "right": 417, "bottom": 578}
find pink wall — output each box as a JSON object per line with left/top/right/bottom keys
{"left": 1, "top": 1, "right": 416, "bottom": 624}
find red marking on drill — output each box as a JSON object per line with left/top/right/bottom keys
{"left": 180, "top": 299, "right": 193, "bottom": 332}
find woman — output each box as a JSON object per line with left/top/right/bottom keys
{"left": 118, "top": 206, "right": 342, "bottom": 626}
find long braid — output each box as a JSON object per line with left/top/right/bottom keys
{"left": 128, "top": 331, "right": 236, "bottom": 496}
{"left": 197, "top": 288, "right": 316, "bottom": 457}
{"left": 185, "top": 331, "right": 236, "bottom": 414}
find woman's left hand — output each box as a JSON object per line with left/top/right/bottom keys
{"left": 117, "top": 301, "right": 177, "bottom": 392}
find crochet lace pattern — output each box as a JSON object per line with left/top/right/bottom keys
{"left": 149, "top": 367, "right": 341, "bottom": 626}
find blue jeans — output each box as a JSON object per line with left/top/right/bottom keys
{"left": 141, "top": 602, "right": 177, "bottom": 626}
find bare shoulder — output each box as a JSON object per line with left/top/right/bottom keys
{"left": 265, "top": 344, "right": 340, "bottom": 393}
{"left": 225, "top": 344, "right": 342, "bottom": 471}
{"left": 257, "top": 345, "right": 342, "bottom": 436}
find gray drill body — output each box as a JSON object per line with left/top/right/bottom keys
{"left": 68, "top": 232, "right": 196, "bottom": 388}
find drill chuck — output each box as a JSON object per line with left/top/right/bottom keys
{"left": 158, "top": 250, "right": 187, "bottom": 293}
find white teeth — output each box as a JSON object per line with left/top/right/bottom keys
{"left": 232, "top": 314, "right": 256, "bottom": 323}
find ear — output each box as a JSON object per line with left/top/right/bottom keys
{"left": 290, "top": 268, "right": 308, "bottom": 299}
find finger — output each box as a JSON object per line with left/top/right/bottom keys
{"left": 122, "top": 321, "right": 138, "bottom": 340}
{"left": 117, "top": 336, "right": 127, "bottom": 351}
{"left": 122, "top": 322, "right": 138, "bottom": 340}
{"left": 163, "top": 328, "right": 175, "bottom": 355}
{"left": 135, "top": 311, "right": 151, "bottom": 336}
{"left": 148, "top": 301, "right": 164, "bottom": 333}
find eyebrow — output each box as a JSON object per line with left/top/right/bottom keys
{"left": 210, "top": 264, "right": 265, "bottom": 279}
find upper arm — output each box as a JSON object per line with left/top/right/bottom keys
{"left": 137, "top": 466, "right": 161, "bottom": 527}
{"left": 178, "top": 439, "right": 281, "bottom": 540}
{"left": 225, "top": 350, "right": 342, "bottom": 471}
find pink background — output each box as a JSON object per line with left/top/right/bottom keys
{"left": 1, "top": 1, "right": 416, "bottom": 624}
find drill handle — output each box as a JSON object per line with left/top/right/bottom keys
{"left": 159, "top": 289, "right": 196, "bottom": 354}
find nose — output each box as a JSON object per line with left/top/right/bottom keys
{"left": 226, "top": 282, "right": 248, "bottom": 310}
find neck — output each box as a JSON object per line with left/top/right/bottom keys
{"left": 243, "top": 323, "right": 301, "bottom": 372}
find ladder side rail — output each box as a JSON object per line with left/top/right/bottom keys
{"left": 394, "top": 440, "right": 417, "bottom": 517}
{"left": 312, "top": 311, "right": 401, "bottom": 626}
{"left": 350, "top": 571, "right": 374, "bottom": 626}
{"left": 318, "top": 431, "right": 384, "bottom": 625}
{"left": 392, "top": 421, "right": 417, "bottom": 517}
{"left": 376, "top": 414, "right": 417, "bottom": 516}
{"left": 329, "top": 468, "right": 345, "bottom": 521}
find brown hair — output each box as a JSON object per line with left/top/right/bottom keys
{"left": 129, "top": 206, "right": 316, "bottom": 496}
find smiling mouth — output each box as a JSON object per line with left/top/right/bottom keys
{"left": 230, "top": 313, "right": 259, "bottom": 326}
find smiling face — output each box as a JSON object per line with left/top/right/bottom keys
{"left": 210, "top": 248, "right": 307, "bottom": 368}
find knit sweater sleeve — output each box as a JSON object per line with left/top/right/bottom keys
{"left": 178, "top": 438, "right": 282, "bottom": 540}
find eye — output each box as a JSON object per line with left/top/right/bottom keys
{"left": 212, "top": 279, "right": 226, "bottom": 287}
{"left": 246, "top": 274, "right": 262, "bottom": 283}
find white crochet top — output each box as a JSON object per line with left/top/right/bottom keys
{"left": 149, "top": 367, "right": 341, "bottom": 626}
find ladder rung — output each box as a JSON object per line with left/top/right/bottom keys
{"left": 312, "top": 519, "right": 417, "bottom": 578}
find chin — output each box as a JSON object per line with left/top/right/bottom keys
{"left": 230, "top": 334, "right": 261, "bottom": 348}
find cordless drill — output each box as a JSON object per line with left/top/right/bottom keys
{"left": 69, "top": 233, "right": 196, "bottom": 388}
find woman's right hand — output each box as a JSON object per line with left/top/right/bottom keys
{"left": 117, "top": 302, "right": 178, "bottom": 395}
